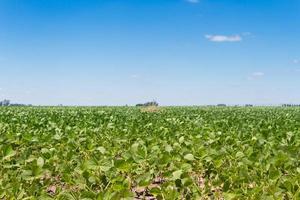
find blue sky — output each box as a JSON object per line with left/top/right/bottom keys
{"left": 0, "top": 0, "right": 299, "bottom": 105}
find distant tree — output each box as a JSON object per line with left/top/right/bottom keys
{"left": 136, "top": 101, "right": 159, "bottom": 107}
{"left": 0, "top": 99, "right": 10, "bottom": 106}
{"left": 217, "top": 104, "right": 226, "bottom": 107}
{"left": 144, "top": 101, "right": 159, "bottom": 107}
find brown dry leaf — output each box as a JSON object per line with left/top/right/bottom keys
{"left": 191, "top": 172, "right": 205, "bottom": 189}
{"left": 47, "top": 185, "right": 57, "bottom": 196}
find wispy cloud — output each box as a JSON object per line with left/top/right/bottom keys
{"left": 130, "top": 74, "right": 140, "bottom": 79}
{"left": 205, "top": 34, "right": 242, "bottom": 42}
{"left": 293, "top": 59, "right": 299, "bottom": 64}
{"left": 252, "top": 72, "right": 265, "bottom": 77}
{"left": 248, "top": 72, "right": 265, "bottom": 80}
{"left": 186, "top": 0, "right": 199, "bottom": 3}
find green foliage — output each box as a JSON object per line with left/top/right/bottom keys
{"left": 0, "top": 106, "right": 300, "bottom": 199}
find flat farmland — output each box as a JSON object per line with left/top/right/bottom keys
{"left": 0, "top": 107, "right": 300, "bottom": 199}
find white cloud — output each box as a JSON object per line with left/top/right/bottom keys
{"left": 252, "top": 72, "right": 265, "bottom": 77}
{"left": 205, "top": 34, "right": 242, "bottom": 42}
{"left": 186, "top": 0, "right": 199, "bottom": 3}
{"left": 130, "top": 74, "right": 140, "bottom": 79}
{"left": 248, "top": 72, "right": 265, "bottom": 80}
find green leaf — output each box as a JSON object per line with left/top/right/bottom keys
{"left": 165, "top": 145, "right": 173, "bottom": 153}
{"left": 37, "top": 157, "right": 44, "bottom": 167}
{"left": 131, "top": 142, "right": 139, "bottom": 152}
{"left": 2, "top": 145, "right": 16, "bottom": 160}
{"left": 184, "top": 153, "right": 195, "bottom": 161}
{"left": 96, "top": 146, "right": 106, "bottom": 154}
{"left": 223, "top": 193, "right": 237, "bottom": 200}
{"left": 179, "top": 136, "right": 185, "bottom": 144}
{"left": 53, "top": 134, "right": 61, "bottom": 140}
{"left": 236, "top": 151, "right": 244, "bottom": 158}
{"left": 88, "top": 176, "right": 96, "bottom": 183}
{"left": 172, "top": 170, "right": 183, "bottom": 180}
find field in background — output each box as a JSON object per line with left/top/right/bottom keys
{"left": 1, "top": 107, "right": 300, "bottom": 199}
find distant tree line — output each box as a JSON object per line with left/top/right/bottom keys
{"left": 136, "top": 101, "right": 159, "bottom": 107}
{"left": 282, "top": 104, "right": 300, "bottom": 107}
{"left": 0, "top": 99, "right": 31, "bottom": 107}
{"left": 216, "top": 104, "right": 300, "bottom": 107}
{"left": 217, "top": 104, "right": 254, "bottom": 107}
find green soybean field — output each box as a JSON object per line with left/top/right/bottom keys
{"left": 1, "top": 107, "right": 300, "bottom": 199}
